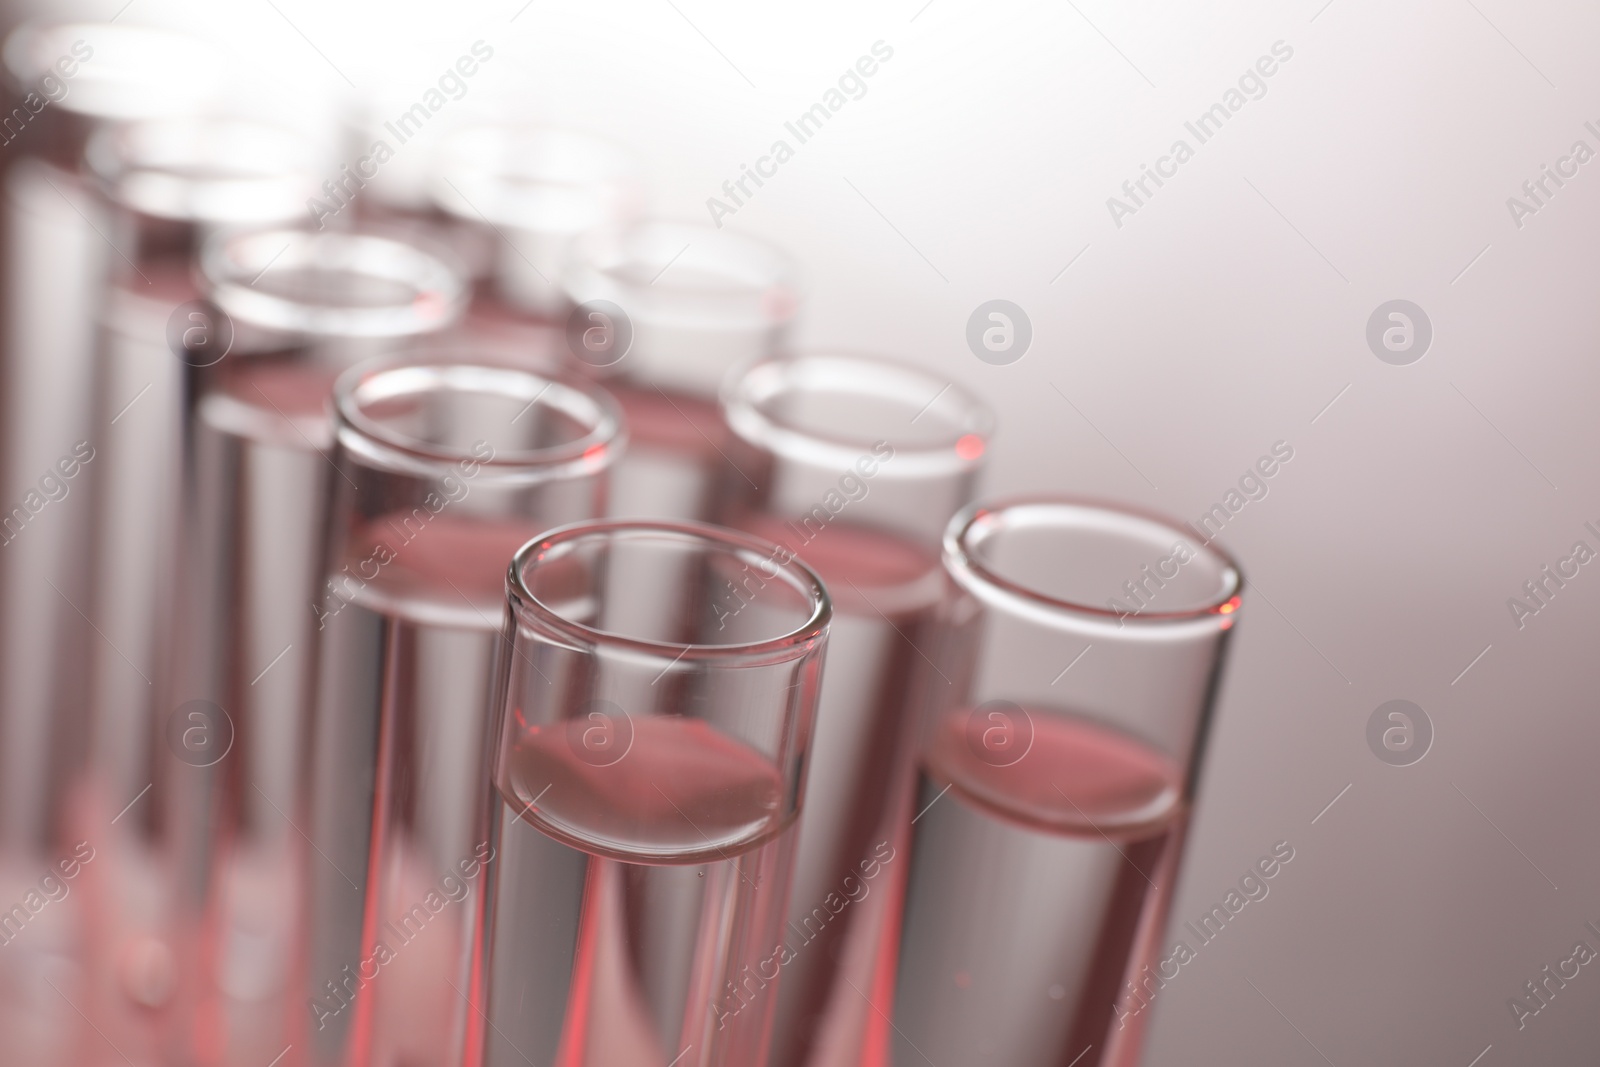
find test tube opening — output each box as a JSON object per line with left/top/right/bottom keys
{"left": 202, "top": 228, "right": 469, "bottom": 342}
{"left": 88, "top": 117, "right": 325, "bottom": 229}
{"left": 432, "top": 124, "right": 642, "bottom": 235}
{"left": 337, "top": 358, "right": 624, "bottom": 473}
{"left": 725, "top": 352, "right": 993, "bottom": 476}
{"left": 571, "top": 221, "right": 797, "bottom": 332}
{"left": 950, "top": 499, "right": 1244, "bottom": 623}
{"left": 512, "top": 519, "right": 830, "bottom": 652}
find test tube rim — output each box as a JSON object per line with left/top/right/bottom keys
{"left": 2, "top": 21, "right": 221, "bottom": 122}
{"left": 332, "top": 353, "right": 626, "bottom": 477}
{"left": 508, "top": 518, "right": 832, "bottom": 662}
{"left": 429, "top": 121, "right": 643, "bottom": 232}
{"left": 721, "top": 349, "right": 995, "bottom": 475}
{"left": 85, "top": 114, "right": 324, "bottom": 225}
{"left": 565, "top": 218, "right": 799, "bottom": 331}
{"left": 946, "top": 496, "right": 1245, "bottom": 626}
{"left": 200, "top": 227, "right": 469, "bottom": 340}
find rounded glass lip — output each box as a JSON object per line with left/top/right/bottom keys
{"left": 430, "top": 123, "right": 641, "bottom": 232}
{"left": 85, "top": 116, "right": 322, "bottom": 224}
{"left": 3, "top": 22, "right": 220, "bottom": 121}
{"left": 722, "top": 351, "right": 995, "bottom": 473}
{"left": 509, "top": 519, "right": 832, "bottom": 660}
{"left": 333, "top": 354, "right": 626, "bottom": 475}
{"left": 200, "top": 229, "right": 468, "bottom": 339}
{"left": 566, "top": 219, "right": 799, "bottom": 328}
{"left": 946, "top": 496, "right": 1244, "bottom": 623}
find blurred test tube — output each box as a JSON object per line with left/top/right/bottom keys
{"left": 83, "top": 115, "right": 326, "bottom": 805}
{"left": 565, "top": 220, "right": 798, "bottom": 522}
{"left": 0, "top": 21, "right": 218, "bottom": 1066}
{"left": 0, "top": 18, "right": 218, "bottom": 863}
{"left": 158, "top": 229, "right": 466, "bottom": 1065}
{"left": 717, "top": 353, "right": 992, "bottom": 1067}
{"left": 334, "top": 88, "right": 506, "bottom": 246}
{"left": 68, "top": 111, "right": 329, "bottom": 1064}
{"left": 428, "top": 122, "right": 642, "bottom": 356}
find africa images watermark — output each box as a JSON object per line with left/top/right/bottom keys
{"left": 0, "top": 840, "right": 96, "bottom": 947}
{"left": 1366, "top": 699, "right": 1432, "bottom": 767}
{"left": 1105, "top": 40, "right": 1294, "bottom": 229}
{"left": 1104, "top": 440, "right": 1293, "bottom": 622}
{"left": 1507, "top": 919, "right": 1600, "bottom": 1031}
{"left": 1113, "top": 840, "right": 1296, "bottom": 1030}
{"left": 308, "top": 842, "right": 495, "bottom": 1030}
{"left": 1, "top": 37, "right": 93, "bottom": 148}
{"left": 0, "top": 441, "right": 96, "bottom": 548}
{"left": 313, "top": 440, "right": 495, "bottom": 630}
{"left": 709, "top": 440, "right": 895, "bottom": 630}
{"left": 1504, "top": 520, "right": 1600, "bottom": 631}
{"left": 706, "top": 40, "right": 895, "bottom": 228}
{"left": 1105, "top": 539, "right": 1198, "bottom": 624}
{"left": 1185, "top": 440, "right": 1294, "bottom": 544}
{"left": 1505, "top": 120, "right": 1600, "bottom": 231}
{"left": 307, "top": 40, "right": 497, "bottom": 229}
{"left": 713, "top": 840, "right": 897, "bottom": 1029}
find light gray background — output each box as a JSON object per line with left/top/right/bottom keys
{"left": 16, "top": 0, "right": 1600, "bottom": 1062}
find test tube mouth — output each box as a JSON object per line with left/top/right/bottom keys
{"left": 201, "top": 228, "right": 468, "bottom": 340}
{"left": 334, "top": 355, "right": 625, "bottom": 480}
{"left": 509, "top": 519, "right": 831, "bottom": 658}
{"left": 3, "top": 22, "right": 221, "bottom": 122}
{"left": 946, "top": 498, "right": 1243, "bottom": 625}
{"left": 567, "top": 220, "right": 798, "bottom": 334}
{"left": 722, "top": 351, "right": 994, "bottom": 476}
{"left": 86, "top": 117, "right": 325, "bottom": 225}
{"left": 431, "top": 123, "right": 642, "bottom": 236}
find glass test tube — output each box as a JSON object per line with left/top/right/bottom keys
{"left": 300, "top": 356, "right": 624, "bottom": 1067}
{"left": 475, "top": 520, "right": 831, "bottom": 1067}
{"left": 334, "top": 88, "right": 506, "bottom": 247}
{"left": 0, "top": 23, "right": 218, "bottom": 1066}
{"left": 0, "top": 19, "right": 215, "bottom": 852}
{"left": 429, "top": 123, "right": 642, "bottom": 350}
{"left": 83, "top": 117, "right": 323, "bottom": 800}
{"left": 565, "top": 220, "right": 797, "bottom": 522}
{"left": 159, "top": 231, "right": 467, "bottom": 1067}
{"left": 890, "top": 500, "right": 1244, "bottom": 1067}
{"left": 68, "top": 114, "right": 326, "bottom": 1064}
{"left": 716, "top": 353, "right": 992, "bottom": 1067}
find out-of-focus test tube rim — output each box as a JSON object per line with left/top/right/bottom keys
{"left": 566, "top": 218, "right": 800, "bottom": 332}
{"left": 429, "top": 122, "right": 644, "bottom": 235}
{"left": 200, "top": 227, "right": 470, "bottom": 340}
{"left": 3, "top": 20, "right": 222, "bottom": 122}
{"left": 721, "top": 349, "right": 995, "bottom": 475}
{"left": 86, "top": 115, "right": 326, "bottom": 225}
{"left": 333, "top": 353, "right": 626, "bottom": 478}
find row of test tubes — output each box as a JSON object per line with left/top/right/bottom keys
{"left": 0, "top": 19, "right": 1245, "bottom": 1067}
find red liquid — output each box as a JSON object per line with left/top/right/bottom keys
{"left": 339, "top": 509, "right": 555, "bottom": 626}
{"left": 203, "top": 354, "right": 342, "bottom": 450}
{"left": 482, "top": 716, "right": 799, "bottom": 1067}
{"left": 735, "top": 512, "right": 943, "bottom": 617}
{"left": 924, "top": 706, "right": 1181, "bottom": 840}
{"left": 503, "top": 716, "right": 788, "bottom": 863}
{"left": 893, "top": 708, "right": 1186, "bottom": 1067}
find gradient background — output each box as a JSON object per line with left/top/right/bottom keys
{"left": 9, "top": 0, "right": 1599, "bottom": 1062}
